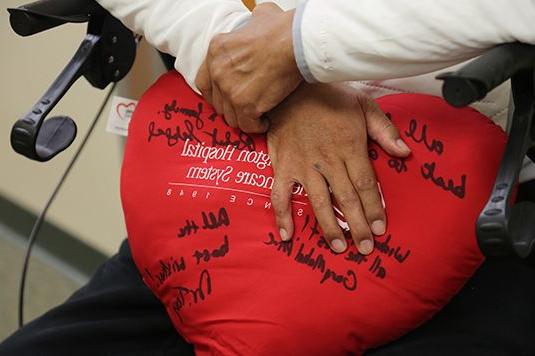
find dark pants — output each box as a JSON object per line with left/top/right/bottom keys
{"left": 2, "top": 182, "right": 535, "bottom": 356}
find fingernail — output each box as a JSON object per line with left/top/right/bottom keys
{"left": 371, "top": 220, "right": 386, "bottom": 235}
{"left": 396, "top": 139, "right": 411, "bottom": 152}
{"left": 331, "top": 239, "right": 347, "bottom": 253}
{"left": 358, "top": 239, "right": 374, "bottom": 255}
{"left": 280, "top": 228, "right": 289, "bottom": 241}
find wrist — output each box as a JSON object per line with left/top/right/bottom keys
{"left": 281, "top": 10, "right": 299, "bottom": 72}
{"left": 270, "top": 9, "right": 302, "bottom": 85}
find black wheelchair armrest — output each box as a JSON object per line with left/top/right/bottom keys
{"left": 8, "top": 0, "right": 101, "bottom": 37}
{"left": 438, "top": 43, "right": 535, "bottom": 258}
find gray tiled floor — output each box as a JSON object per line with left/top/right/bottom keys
{"left": 0, "top": 224, "right": 87, "bottom": 342}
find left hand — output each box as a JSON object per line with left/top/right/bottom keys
{"left": 267, "top": 83, "right": 411, "bottom": 255}
{"left": 195, "top": 3, "right": 301, "bottom": 134}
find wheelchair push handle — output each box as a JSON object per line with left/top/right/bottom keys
{"left": 8, "top": 0, "right": 102, "bottom": 37}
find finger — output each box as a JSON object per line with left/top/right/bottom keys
{"left": 345, "top": 155, "right": 386, "bottom": 245}
{"left": 260, "top": 114, "right": 271, "bottom": 131}
{"left": 303, "top": 171, "right": 347, "bottom": 254}
{"left": 211, "top": 83, "right": 225, "bottom": 118}
{"left": 195, "top": 61, "right": 213, "bottom": 104}
{"left": 223, "top": 99, "right": 238, "bottom": 128}
{"left": 365, "top": 103, "right": 411, "bottom": 157}
{"left": 237, "top": 112, "right": 270, "bottom": 134}
{"left": 271, "top": 176, "right": 296, "bottom": 241}
{"left": 325, "top": 163, "right": 374, "bottom": 255}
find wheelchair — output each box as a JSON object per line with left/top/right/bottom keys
{"left": 5, "top": 0, "right": 535, "bottom": 354}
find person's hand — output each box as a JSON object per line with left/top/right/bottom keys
{"left": 195, "top": 3, "right": 301, "bottom": 134}
{"left": 267, "top": 83, "right": 411, "bottom": 255}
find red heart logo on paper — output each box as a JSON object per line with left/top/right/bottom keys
{"left": 116, "top": 102, "right": 136, "bottom": 120}
{"left": 121, "top": 72, "right": 507, "bottom": 355}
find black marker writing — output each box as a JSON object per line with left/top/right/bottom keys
{"left": 161, "top": 100, "right": 204, "bottom": 129}
{"left": 264, "top": 232, "right": 294, "bottom": 257}
{"left": 154, "top": 257, "right": 187, "bottom": 286}
{"left": 202, "top": 207, "right": 230, "bottom": 230}
{"left": 294, "top": 244, "right": 327, "bottom": 271}
{"left": 374, "top": 235, "right": 411, "bottom": 263}
{"left": 421, "top": 161, "right": 466, "bottom": 199}
{"left": 203, "top": 128, "right": 255, "bottom": 151}
{"left": 388, "top": 158, "right": 408, "bottom": 173}
{"left": 320, "top": 268, "right": 357, "bottom": 291}
{"left": 294, "top": 243, "right": 357, "bottom": 292}
{"left": 405, "top": 118, "right": 444, "bottom": 155}
{"left": 177, "top": 219, "right": 200, "bottom": 238}
{"left": 315, "top": 235, "right": 344, "bottom": 256}
{"left": 307, "top": 218, "right": 321, "bottom": 241}
{"left": 193, "top": 235, "right": 230, "bottom": 264}
{"left": 147, "top": 120, "right": 202, "bottom": 147}
{"left": 345, "top": 250, "right": 369, "bottom": 265}
{"left": 369, "top": 256, "right": 386, "bottom": 279}
{"left": 171, "top": 269, "right": 212, "bottom": 323}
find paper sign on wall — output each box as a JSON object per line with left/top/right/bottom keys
{"left": 106, "top": 95, "right": 138, "bottom": 136}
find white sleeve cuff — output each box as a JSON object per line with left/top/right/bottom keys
{"left": 297, "top": 0, "right": 337, "bottom": 83}
{"left": 292, "top": 1, "right": 317, "bottom": 83}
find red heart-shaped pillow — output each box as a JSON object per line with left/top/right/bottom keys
{"left": 121, "top": 72, "right": 507, "bottom": 355}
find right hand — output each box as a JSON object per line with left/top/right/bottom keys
{"left": 267, "top": 83, "right": 411, "bottom": 254}
{"left": 195, "top": 3, "right": 301, "bottom": 134}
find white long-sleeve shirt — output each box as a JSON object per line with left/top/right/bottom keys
{"left": 294, "top": 0, "right": 535, "bottom": 82}
{"left": 95, "top": 0, "right": 535, "bottom": 89}
{"left": 95, "top": 0, "right": 535, "bottom": 181}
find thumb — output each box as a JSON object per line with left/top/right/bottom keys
{"left": 365, "top": 104, "right": 411, "bottom": 158}
{"left": 195, "top": 60, "right": 213, "bottom": 105}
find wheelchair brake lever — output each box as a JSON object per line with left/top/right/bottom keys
{"left": 10, "top": 34, "right": 100, "bottom": 162}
